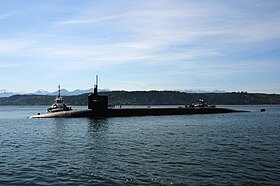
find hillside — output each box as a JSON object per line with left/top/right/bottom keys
{"left": 0, "top": 91, "right": 280, "bottom": 105}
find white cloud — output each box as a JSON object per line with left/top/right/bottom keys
{"left": 0, "top": 39, "right": 33, "bottom": 54}
{"left": 0, "top": 63, "right": 22, "bottom": 68}
{"left": 55, "top": 1, "right": 280, "bottom": 52}
{"left": 235, "top": 19, "right": 280, "bottom": 43}
{"left": 56, "top": 14, "right": 126, "bottom": 25}
{"left": 0, "top": 13, "right": 12, "bottom": 20}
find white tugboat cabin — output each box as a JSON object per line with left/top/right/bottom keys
{"left": 47, "top": 85, "right": 72, "bottom": 112}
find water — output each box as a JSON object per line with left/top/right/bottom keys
{"left": 0, "top": 105, "right": 280, "bottom": 185}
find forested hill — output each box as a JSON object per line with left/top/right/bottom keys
{"left": 0, "top": 91, "right": 279, "bottom": 105}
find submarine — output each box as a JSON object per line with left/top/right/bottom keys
{"left": 30, "top": 77, "right": 246, "bottom": 118}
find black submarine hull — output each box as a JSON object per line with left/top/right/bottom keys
{"left": 30, "top": 107, "right": 245, "bottom": 118}
{"left": 106, "top": 107, "right": 244, "bottom": 117}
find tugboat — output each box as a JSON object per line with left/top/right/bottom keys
{"left": 47, "top": 85, "right": 72, "bottom": 112}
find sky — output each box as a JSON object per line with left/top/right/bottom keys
{"left": 0, "top": 0, "right": 280, "bottom": 93}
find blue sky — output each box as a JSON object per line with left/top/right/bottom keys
{"left": 0, "top": 0, "right": 279, "bottom": 93}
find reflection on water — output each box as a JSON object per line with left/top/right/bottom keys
{"left": 87, "top": 118, "right": 109, "bottom": 134}
{"left": 51, "top": 118, "right": 67, "bottom": 139}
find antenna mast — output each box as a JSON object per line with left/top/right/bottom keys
{"left": 58, "top": 84, "right": 61, "bottom": 98}
{"left": 94, "top": 75, "right": 98, "bottom": 95}
{"left": 96, "top": 75, "right": 98, "bottom": 87}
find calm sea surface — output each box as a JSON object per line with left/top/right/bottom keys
{"left": 0, "top": 105, "right": 279, "bottom": 185}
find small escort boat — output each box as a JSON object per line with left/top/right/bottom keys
{"left": 47, "top": 85, "right": 72, "bottom": 113}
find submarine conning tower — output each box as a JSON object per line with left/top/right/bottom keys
{"left": 88, "top": 76, "right": 108, "bottom": 116}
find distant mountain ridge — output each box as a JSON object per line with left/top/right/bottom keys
{"left": 31, "top": 88, "right": 97, "bottom": 96}
{"left": 180, "top": 89, "right": 227, "bottom": 93}
{"left": 0, "top": 88, "right": 227, "bottom": 98}
{"left": 0, "top": 88, "right": 111, "bottom": 97}
{"left": 0, "top": 90, "right": 15, "bottom": 98}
